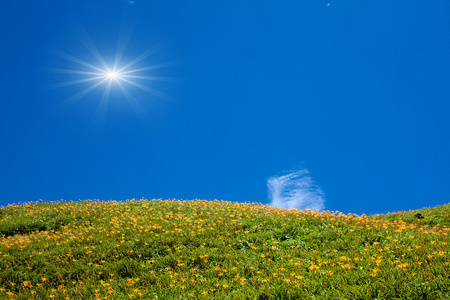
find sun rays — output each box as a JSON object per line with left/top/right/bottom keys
{"left": 49, "top": 39, "right": 173, "bottom": 104}
{"left": 46, "top": 8, "right": 176, "bottom": 144}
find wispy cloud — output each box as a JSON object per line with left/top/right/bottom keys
{"left": 267, "top": 168, "right": 325, "bottom": 211}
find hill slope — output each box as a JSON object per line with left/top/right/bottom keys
{"left": 0, "top": 199, "right": 449, "bottom": 299}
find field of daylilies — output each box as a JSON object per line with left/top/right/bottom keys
{"left": 0, "top": 199, "right": 449, "bottom": 299}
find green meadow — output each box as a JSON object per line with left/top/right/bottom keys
{"left": 0, "top": 199, "right": 449, "bottom": 299}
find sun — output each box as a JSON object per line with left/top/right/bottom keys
{"left": 49, "top": 41, "right": 172, "bottom": 102}
{"left": 46, "top": 24, "right": 176, "bottom": 143}
{"left": 106, "top": 70, "right": 120, "bottom": 80}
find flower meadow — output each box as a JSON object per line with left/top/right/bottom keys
{"left": 0, "top": 199, "right": 449, "bottom": 299}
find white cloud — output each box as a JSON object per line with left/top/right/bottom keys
{"left": 267, "top": 168, "right": 325, "bottom": 211}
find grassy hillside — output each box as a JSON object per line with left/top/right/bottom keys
{"left": 0, "top": 199, "right": 449, "bottom": 299}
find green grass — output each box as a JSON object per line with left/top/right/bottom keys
{"left": 0, "top": 199, "right": 449, "bottom": 299}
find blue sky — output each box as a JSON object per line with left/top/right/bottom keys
{"left": 1, "top": 0, "right": 449, "bottom": 215}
